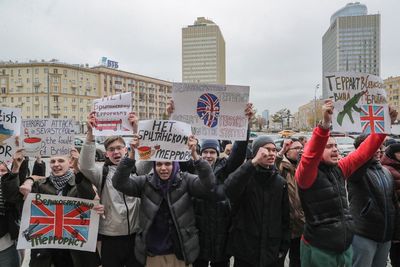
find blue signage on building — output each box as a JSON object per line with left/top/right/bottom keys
{"left": 101, "top": 57, "right": 119, "bottom": 69}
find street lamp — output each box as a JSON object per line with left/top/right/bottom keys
{"left": 314, "top": 84, "right": 320, "bottom": 127}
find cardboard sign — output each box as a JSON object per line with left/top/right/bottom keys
{"left": 324, "top": 72, "right": 390, "bottom": 133}
{"left": 171, "top": 83, "right": 250, "bottom": 141}
{"left": 137, "top": 120, "right": 192, "bottom": 161}
{"left": 17, "top": 193, "right": 99, "bottom": 252}
{"left": 93, "top": 92, "right": 133, "bottom": 136}
{"left": 0, "top": 107, "right": 21, "bottom": 163}
{"left": 21, "top": 119, "right": 75, "bottom": 157}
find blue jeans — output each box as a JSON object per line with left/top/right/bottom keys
{"left": 0, "top": 244, "right": 20, "bottom": 267}
{"left": 352, "top": 234, "right": 391, "bottom": 267}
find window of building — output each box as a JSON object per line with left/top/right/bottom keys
{"left": 44, "top": 68, "right": 48, "bottom": 73}
{"left": 11, "top": 97, "right": 14, "bottom": 103}
{"left": 53, "top": 96, "right": 58, "bottom": 102}
{"left": 54, "top": 69, "right": 58, "bottom": 74}
{"left": 18, "top": 69, "right": 21, "bottom": 76}
{"left": 26, "top": 97, "right": 30, "bottom": 102}
{"left": 64, "top": 107, "right": 68, "bottom": 112}
{"left": 27, "top": 107, "right": 30, "bottom": 112}
{"left": 35, "top": 68, "right": 39, "bottom": 74}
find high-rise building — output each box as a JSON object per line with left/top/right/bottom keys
{"left": 182, "top": 17, "right": 226, "bottom": 84}
{"left": 322, "top": 2, "right": 380, "bottom": 98}
{"left": 384, "top": 76, "right": 400, "bottom": 118}
{"left": 262, "top": 109, "right": 269, "bottom": 123}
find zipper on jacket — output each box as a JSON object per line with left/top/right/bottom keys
{"left": 376, "top": 169, "right": 388, "bottom": 242}
{"left": 123, "top": 194, "right": 131, "bottom": 236}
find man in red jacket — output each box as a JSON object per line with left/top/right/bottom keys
{"left": 295, "top": 100, "right": 397, "bottom": 267}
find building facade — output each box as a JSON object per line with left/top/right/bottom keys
{"left": 0, "top": 60, "right": 172, "bottom": 132}
{"left": 322, "top": 2, "right": 380, "bottom": 98}
{"left": 182, "top": 17, "right": 226, "bottom": 84}
{"left": 296, "top": 99, "right": 324, "bottom": 130}
{"left": 384, "top": 76, "right": 400, "bottom": 119}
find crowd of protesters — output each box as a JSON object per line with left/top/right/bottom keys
{"left": 1, "top": 99, "right": 400, "bottom": 267}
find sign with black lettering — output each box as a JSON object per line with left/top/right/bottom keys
{"left": 93, "top": 92, "right": 133, "bottom": 136}
{"left": 171, "top": 83, "right": 250, "bottom": 140}
{"left": 0, "top": 107, "right": 21, "bottom": 164}
{"left": 137, "top": 120, "right": 192, "bottom": 161}
{"left": 324, "top": 72, "right": 390, "bottom": 133}
{"left": 17, "top": 193, "right": 99, "bottom": 252}
{"left": 21, "top": 119, "right": 75, "bottom": 156}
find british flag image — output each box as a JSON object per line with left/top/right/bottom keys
{"left": 360, "top": 105, "right": 386, "bottom": 134}
{"left": 196, "top": 93, "right": 220, "bottom": 128}
{"left": 26, "top": 200, "right": 90, "bottom": 242}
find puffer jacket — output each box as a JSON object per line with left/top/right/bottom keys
{"left": 112, "top": 157, "right": 214, "bottom": 265}
{"left": 381, "top": 153, "right": 400, "bottom": 197}
{"left": 277, "top": 156, "right": 305, "bottom": 238}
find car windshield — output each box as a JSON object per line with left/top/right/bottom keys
{"left": 335, "top": 137, "right": 354, "bottom": 145}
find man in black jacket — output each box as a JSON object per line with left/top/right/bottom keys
{"left": 224, "top": 136, "right": 290, "bottom": 267}
{"left": 348, "top": 134, "right": 400, "bottom": 267}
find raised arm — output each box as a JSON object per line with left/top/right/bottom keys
{"left": 295, "top": 101, "right": 332, "bottom": 189}
{"left": 186, "top": 159, "right": 215, "bottom": 198}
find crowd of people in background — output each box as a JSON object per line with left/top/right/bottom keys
{"left": 1, "top": 99, "right": 400, "bottom": 267}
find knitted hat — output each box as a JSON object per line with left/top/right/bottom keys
{"left": 385, "top": 143, "right": 400, "bottom": 160}
{"left": 252, "top": 136, "right": 275, "bottom": 157}
{"left": 200, "top": 139, "right": 220, "bottom": 156}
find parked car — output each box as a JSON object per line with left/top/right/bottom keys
{"left": 335, "top": 136, "right": 355, "bottom": 156}
{"left": 74, "top": 137, "right": 106, "bottom": 161}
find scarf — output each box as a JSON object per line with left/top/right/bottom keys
{"left": 49, "top": 170, "right": 73, "bottom": 193}
{"left": 153, "top": 162, "right": 180, "bottom": 197}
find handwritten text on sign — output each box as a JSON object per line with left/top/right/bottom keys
{"left": 17, "top": 193, "right": 99, "bottom": 252}
{"left": 171, "top": 83, "right": 249, "bottom": 141}
{"left": 137, "top": 120, "right": 192, "bottom": 161}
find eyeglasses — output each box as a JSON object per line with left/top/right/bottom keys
{"left": 106, "top": 146, "right": 125, "bottom": 152}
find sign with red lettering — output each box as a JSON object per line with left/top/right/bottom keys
{"left": 17, "top": 193, "right": 99, "bottom": 252}
{"left": 171, "top": 83, "right": 250, "bottom": 140}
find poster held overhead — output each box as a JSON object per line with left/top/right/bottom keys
{"left": 324, "top": 72, "right": 391, "bottom": 134}
{"left": 93, "top": 92, "right": 133, "bottom": 136}
{"left": 0, "top": 107, "right": 21, "bottom": 164}
{"left": 171, "top": 83, "right": 249, "bottom": 141}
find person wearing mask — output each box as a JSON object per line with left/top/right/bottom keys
{"left": 348, "top": 135, "right": 399, "bottom": 267}
{"left": 19, "top": 150, "right": 104, "bottom": 267}
{"left": 112, "top": 135, "right": 215, "bottom": 267}
{"left": 224, "top": 136, "right": 290, "bottom": 267}
{"left": 79, "top": 111, "right": 150, "bottom": 267}
{"left": 381, "top": 143, "right": 400, "bottom": 267}
{"left": 295, "top": 100, "right": 397, "bottom": 267}
{"left": 0, "top": 149, "right": 25, "bottom": 267}
{"left": 275, "top": 138, "right": 305, "bottom": 267}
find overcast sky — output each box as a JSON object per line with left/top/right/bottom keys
{"left": 1, "top": 0, "right": 399, "bottom": 115}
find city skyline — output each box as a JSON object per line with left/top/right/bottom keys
{"left": 1, "top": 0, "right": 399, "bottom": 114}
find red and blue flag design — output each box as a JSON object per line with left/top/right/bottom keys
{"left": 360, "top": 105, "right": 385, "bottom": 134}
{"left": 196, "top": 93, "right": 220, "bottom": 128}
{"left": 27, "top": 200, "right": 90, "bottom": 242}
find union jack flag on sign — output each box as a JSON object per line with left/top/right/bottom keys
{"left": 360, "top": 105, "right": 385, "bottom": 134}
{"left": 196, "top": 93, "right": 220, "bottom": 128}
{"left": 27, "top": 200, "right": 90, "bottom": 242}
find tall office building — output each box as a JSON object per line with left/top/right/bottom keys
{"left": 322, "top": 2, "right": 380, "bottom": 98}
{"left": 182, "top": 17, "right": 226, "bottom": 84}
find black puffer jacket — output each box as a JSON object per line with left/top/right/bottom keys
{"left": 112, "top": 158, "right": 214, "bottom": 265}
{"left": 180, "top": 139, "right": 248, "bottom": 262}
{"left": 348, "top": 160, "right": 399, "bottom": 242}
{"left": 224, "top": 161, "right": 290, "bottom": 266}
{"left": 298, "top": 163, "right": 354, "bottom": 253}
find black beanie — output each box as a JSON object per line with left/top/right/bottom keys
{"left": 385, "top": 143, "right": 400, "bottom": 160}
{"left": 200, "top": 139, "right": 220, "bottom": 156}
{"left": 252, "top": 136, "right": 275, "bottom": 157}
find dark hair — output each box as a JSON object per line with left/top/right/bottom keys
{"left": 290, "top": 138, "right": 300, "bottom": 143}
{"left": 353, "top": 134, "right": 369, "bottom": 149}
{"left": 103, "top": 136, "right": 126, "bottom": 149}
{"left": 298, "top": 136, "right": 307, "bottom": 142}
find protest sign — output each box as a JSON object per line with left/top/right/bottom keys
{"left": 171, "top": 83, "right": 250, "bottom": 140}
{"left": 324, "top": 72, "right": 390, "bottom": 133}
{"left": 21, "top": 119, "right": 75, "bottom": 157}
{"left": 93, "top": 92, "right": 133, "bottom": 136}
{"left": 17, "top": 193, "right": 99, "bottom": 252}
{"left": 0, "top": 107, "right": 21, "bottom": 163}
{"left": 137, "top": 120, "right": 192, "bottom": 161}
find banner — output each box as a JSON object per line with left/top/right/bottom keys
{"left": 324, "top": 72, "right": 390, "bottom": 133}
{"left": 93, "top": 92, "right": 133, "bottom": 136}
{"left": 171, "top": 83, "right": 249, "bottom": 140}
{"left": 137, "top": 120, "right": 192, "bottom": 161}
{"left": 17, "top": 193, "right": 99, "bottom": 252}
{"left": 21, "top": 119, "right": 75, "bottom": 157}
{"left": 0, "top": 107, "right": 21, "bottom": 164}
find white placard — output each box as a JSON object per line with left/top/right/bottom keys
{"left": 21, "top": 119, "right": 75, "bottom": 157}
{"left": 0, "top": 107, "right": 21, "bottom": 163}
{"left": 93, "top": 92, "right": 133, "bottom": 136}
{"left": 137, "top": 120, "right": 192, "bottom": 161}
{"left": 17, "top": 193, "right": 99, "bottom": 252}
{"left": 325, "top": 72, "right": 390, "bottom": 133}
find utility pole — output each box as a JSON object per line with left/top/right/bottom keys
{"left": 314, "top": 84, "right": 320, "bottom": 127}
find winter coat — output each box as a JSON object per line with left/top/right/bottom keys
{"left": 381, "top": 153, "right": 400, "bottom": 197}
{"left": 112, "top": 158, "right": 214, "bottom": 265}
{"left": 224, "top": 160, "right": 290, "bottom": 266}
